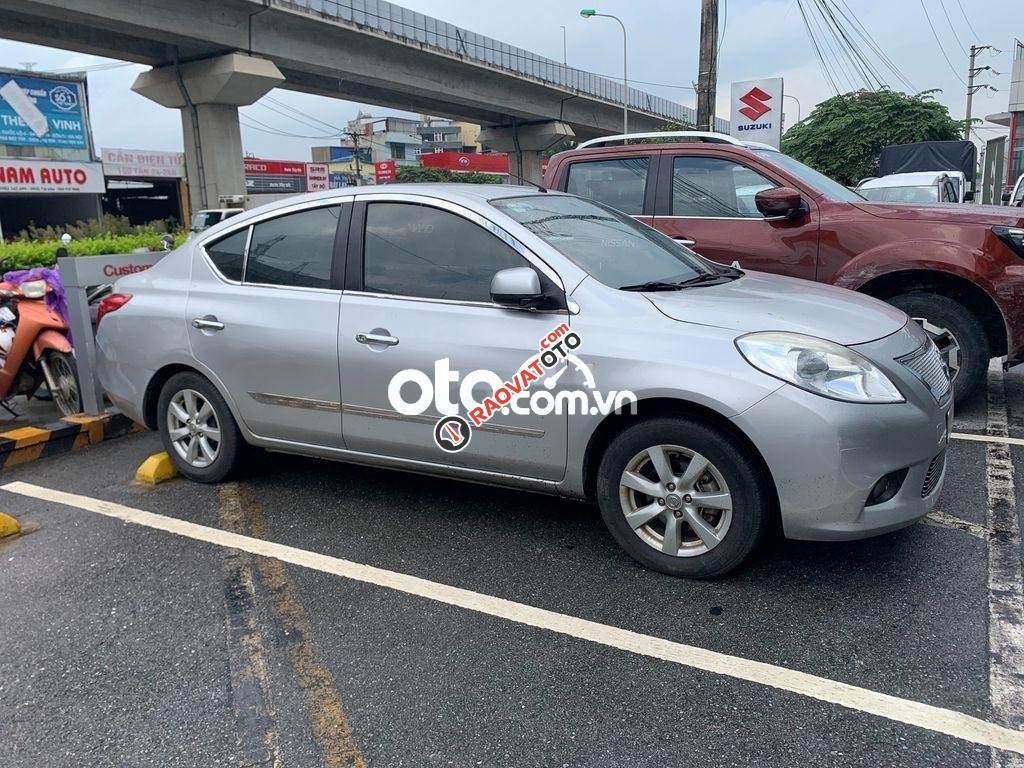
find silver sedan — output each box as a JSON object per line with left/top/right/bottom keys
{"left": 96, "top": 185, "right": 952, "bottom": 578}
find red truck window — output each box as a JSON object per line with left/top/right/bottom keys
{"left": 670, "top": 156, "right": 776, "bottom": 218}
{"left": 565, "top": 157, "right": 649, "bottom": 215}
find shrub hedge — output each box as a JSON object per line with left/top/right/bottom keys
{"left": 0, "top": 232, "right": 188, "bottom": 271}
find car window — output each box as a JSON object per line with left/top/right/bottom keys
{"left": 860, "top": 185, "right": 939, "bottom": 203}
{"left": 941, "top": 182, "right": 956, "bottom": 203}
{"left": 492, "top": 194, "right": 712, "bottom": 289}
{"left": 753, "top": 149, "right": 864, "bottom": 202}
{"left": 245, "top": 205, "right": 339, "bottom": 289}
{"left": 363, "top": 202, "right": 528, "bottom": 302}
{"left": 564, "top": 157, "right": 649, "bottom": 215}
{"left": 204, "top": 227, "right": 248, "bottom": 281}
{"left": 670, "top": 156, "right": 777, "bottom": 217}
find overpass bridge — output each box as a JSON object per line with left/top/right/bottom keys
{"left": 2, "top": 0, "right": 727, "bottom": 210}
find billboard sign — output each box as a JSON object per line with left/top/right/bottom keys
{"left": 101, "top": 148, "right": 185, "bottom": 178}
{"left": 0, "top": 158, "right": 105, "bottom": 193}
{"left": 729, "top": 78, "right": 783, "bottom": 148}
{"left": 328, "top": 146, "right": 372, "bottom": 163}
{"left": 0, "top": 73, "right": 89, "bottom": 150}
{"left": 306, "top": 162, "right": 329, "bottom": 191}
{"left": 374, "top": 159, "right": 397, "bottom": 183}
{"left": 244, "top": 158, "right": 307, "bottom": 194}
{"left": 420, "top": 152, "right": 509, "bottom": 175}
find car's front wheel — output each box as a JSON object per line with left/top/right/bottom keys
{"left": 887, "top": 293, "right": 988, "bottom": 405}
{"left": 595, "top": 417, "right": 772, "bottom": 579}
{"left": 157, "top": 371, "right": 243, "bottom": 483}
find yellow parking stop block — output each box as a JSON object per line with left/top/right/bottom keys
{"left": 135, "top": 452, "right": 179, "bottom": 485}
{"left": 0, "top": 512, "right": 20, "bottom": 538}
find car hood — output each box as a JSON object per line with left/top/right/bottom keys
{"left": 645, "top": 270, "right": 907, "bottom": 346}
{"left": 852, "top": 200, "right": 1024, "bottom": 226}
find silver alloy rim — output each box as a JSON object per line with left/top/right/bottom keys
{"left": 167, "top": 389, "right": 221, "bottom": 468}
{"left": 618, "top": 444, "right": 733, "bottom": 558}
{"left": 913, "top": 316, "right": 961, "bottom": 383}
{"left": 50, "top": 354, "right": 79, "bottom": 416}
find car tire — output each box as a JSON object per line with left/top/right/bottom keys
{"left": 888, "top": 293, "right": 988, "bottom": 405}
{"left": 595, "top": 417, "right": 772, "bottom": 579}
{"left": 157, "top": 371, "right": 243, "bottom": 483}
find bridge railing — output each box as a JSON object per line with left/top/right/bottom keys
{"left": 282, "top": 0, "right": 729, "bottom": 131}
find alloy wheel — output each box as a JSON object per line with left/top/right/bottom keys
{"left": 618, "top": 444, "right": 733, "bottom": 558}
{"left": 913, "top": 316, "right": 961, "bottom": 384}
{"left": 167, "top": 388, "right": 221, "bottom": 468}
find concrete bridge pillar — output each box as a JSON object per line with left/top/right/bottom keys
{"left": 477, "top": 121, "right": 574, "bottom": 186}
{"left": 131, "top": 53, "right": 284, "bottom": 217}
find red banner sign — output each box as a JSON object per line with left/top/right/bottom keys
{"left": 374, "top": 159, "right": 397, "bottom": 183}
{"left": 243, "top": 159, "right": 307, "bottom": 176}
{"left": 420, "top": 152, "right": 509, "bottom": 175}
{"left": 0, "top": 158, "right": 105, "bottom": 194}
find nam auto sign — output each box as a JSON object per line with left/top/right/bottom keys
{"left": 0, "top": 158, "right": 105, "bottom": 194}
{"left": 0, "top": 73, "right": 89, "bottom": 150}
{"left": 729, "top": 78, "right": 783, "bottom": 149}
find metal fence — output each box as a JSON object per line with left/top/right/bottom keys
{"left": 278, "top": 0, "right": 730, "bottom": 132}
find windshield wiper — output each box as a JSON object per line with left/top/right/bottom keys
{"left": 619, "top": 272, "right": 734, "bottom": 292}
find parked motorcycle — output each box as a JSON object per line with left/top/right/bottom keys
{"left": 0, "top": 275, "right": 80, "bottom": 417}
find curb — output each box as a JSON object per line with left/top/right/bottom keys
{"left": 0, "top": 410, "right": 144, "bottom": 470}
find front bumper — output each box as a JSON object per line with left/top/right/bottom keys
{"left": 731, "top": 325, "right": 952, "bottom": 541}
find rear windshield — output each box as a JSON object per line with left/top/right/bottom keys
{"left": 754, "top": 149, "right": 864, "bottom": 202}
{"left": 491, "top": 194, "right": 712, "bottom": 289}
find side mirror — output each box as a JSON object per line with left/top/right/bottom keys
{"left": 1003, "top": 191, "right": 1012, "bottom": 203}
{"left": 755, "top": 187, "right": 806, "bottom": 220}
{"left": 490, "top": 267, "right": 544, "bottom": 309}
{"left": 963, "top": 190, "right": 974, "bottom": 202}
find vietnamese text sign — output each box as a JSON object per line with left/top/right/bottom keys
{"left": 729, "top": 78, "right": 784, "bottom": 149}
{"left": 0, "top": 73, "right": 88, "bottom": 150}
{"left": 102, "top": 148, "right": 185, "bottom": 178}
{"left": 0, "top": 158, "right": 105, "bottom": 193}
{"left": 374, "top": 159, "right": 397, "bottom": 183}
{"left": 306, "top": 162, "right": 329, "bottom": 191}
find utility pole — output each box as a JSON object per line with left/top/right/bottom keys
{"left": 696, "top": 0, "right": 719, "bottom": 132}
{"left": 965, "top": 44, "right": 1000, "bottom": 140}
{"left": 346, "top": 130, "right": 363, "bottom": 186}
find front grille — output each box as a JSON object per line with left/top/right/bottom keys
{"left": 897, "top": 342, "right": 952, "bottom": 403}
{"left": 921, "top": 449, "right": 946, "bottom": 498}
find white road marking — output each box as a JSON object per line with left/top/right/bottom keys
{"left": 924, "top": 511, "right": 990, "bottom": 540}
{"left": 953, "top": 432, "right": 1024, "bottom": 448}
{"left": 4, "top": 481, "right": 1024, "bottom": 755}
{"left": 984, "top": 364, "right": 1024, "bottom": 768}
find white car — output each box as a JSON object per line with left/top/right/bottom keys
{"left": 1004, "top": 174, "right": 1024, "bottom": 207}
{"left": 857, "top": 172, "right": 963, "bottom": 204}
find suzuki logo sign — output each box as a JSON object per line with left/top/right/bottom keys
{"left": 738, "top": 87, "right": 772, "bottom": 121}
{"left": 730, "top": 77, "right": 784, "bottom": 148}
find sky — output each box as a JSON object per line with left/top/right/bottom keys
{"left": 0, "top": 0, "right": 1017, "bottom": 161}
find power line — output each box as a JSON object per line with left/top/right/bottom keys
{"left": 816, "top": 0, "right": 884, "bottom": 90}
{"left": 264, "top": 95, "right": 346, "bottom": 132}
{"left": 937, "top": 0, "right": 967, "bottom": 53}
{"left": 254, "top": 100, "right": 343, "bottom": 135}
{"left": 239, "top": 115, "right": 339, "bottom": 139}
{"left": 797, "top": 0, "right": 840, "bottom": 94}
{"left": 833, "top": 0, "right": 917, "bottom": 92}
{"left": 918, "top": 0, "right": 967, "bottom": 86}
{"left": 953, "top": 0, "right": 982, "bottom": 42}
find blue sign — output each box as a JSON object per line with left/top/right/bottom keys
{"left": 328, "top": 146, "right": 371, "bottom": 163}
{"left": 0, "top": 75, "right": 88, "bottom": 150}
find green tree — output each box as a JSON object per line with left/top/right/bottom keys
{"left": 780, "top": 90, "right": 961, "bottom": 186}
{"left": 395, "top": 165, "right": 503, "bottom": 184}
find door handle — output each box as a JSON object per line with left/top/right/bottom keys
{"left": 192, "top": 316, "right": 225, "bottom": 331}
{"left": 672, "top": 237, "right": 697, "bottom": 247}
{"left": 356, "top": 332, "right": 399, "bottom": 347}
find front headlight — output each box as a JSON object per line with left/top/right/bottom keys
{"left": 736, "top": 331, "right": 904, "bottom": 403}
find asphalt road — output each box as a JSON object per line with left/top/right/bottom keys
{"left": 1, "top": 368, "right": 1023, "bottom": 767}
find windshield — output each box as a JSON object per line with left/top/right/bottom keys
{"left": 491, "top": 194, "right": 713, "bottom": 289}
{"left": 754, "top": 149, "right": 864, "bottom": 202}
{"left": 191, "top": 212, "right": 221, "bottom": 230}
{"left": 860, "top": 185, "right": 939, "bottom": 203}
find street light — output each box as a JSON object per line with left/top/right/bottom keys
{"left": 783, "top": 94, "right": 802, "bottom": 127}
{"left": 580, "top": 8, "right": 628, "bottom": 134}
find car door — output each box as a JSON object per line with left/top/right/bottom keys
{"left": 338, "top": 195, "right": 568, "bottom": 480}
{"left": 651, "top": 151, "right": 818, "bottom": 279}
{"left": 187, "top": 198, "right": 349, "bottom": 448}
{"left": 558, "top": 153, "right": 658, "bottom": 225}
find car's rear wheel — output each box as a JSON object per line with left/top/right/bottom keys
{"left": 887, "top": 293, "right": 988, "bottom": 405}
{"left": 595, "top": 417, "right": 772, "bottom": 579}
{"left": 158, "top": 371, "right": 242, "bottom": 483}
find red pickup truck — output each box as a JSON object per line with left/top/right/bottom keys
{"left": 543, "top": 132, "right": 1024, "bottom": 404}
